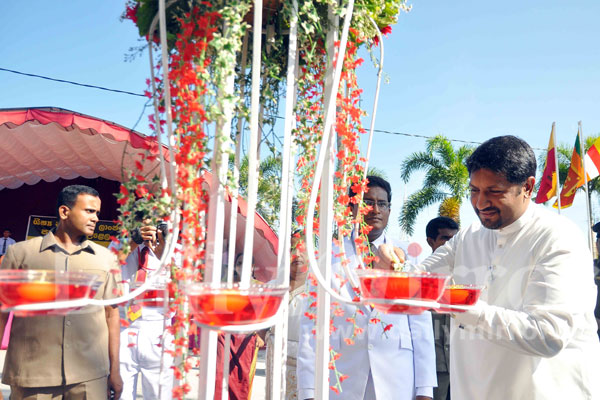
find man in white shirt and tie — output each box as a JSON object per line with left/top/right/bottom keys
{"left": 0, "top": 230, "right": 16, "bottom": 257}
{"left": 297, "top": 175, "right": 436, "bottom": 400}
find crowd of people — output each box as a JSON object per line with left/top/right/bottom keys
{"left": 0, "top": 134, "right": 599, "bottom": 399}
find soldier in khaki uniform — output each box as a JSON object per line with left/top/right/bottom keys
{"left": 0, "top": 185, "right": 123, "bottom": 399}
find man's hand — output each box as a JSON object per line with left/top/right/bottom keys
{"left": 139, "top": 225, "right": 157, "bottom": 247}
{"left": 140, "top": 224, "right": 166, "bottom": 259}
{"left": 256, "top": 329, "right": 268, "bottom": 349}
{"left": 373, "top": 243, "right": 406, "bottom": 270}
{"left": 108, "top": 372, "right": 123, "bottom": 399}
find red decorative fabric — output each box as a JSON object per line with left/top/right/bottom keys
{"left": 214, "top": 333, "right": 259, "bottom": 400}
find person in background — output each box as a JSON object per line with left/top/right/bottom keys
{"left": 592, "top": 222, "right": 600, "bottom": 339}
{"left": 425, "top": 217, "right": 459, "bottom": 400}
{"left": 266, "top": 231, "right": 309, "bottom": 400}
{"left": 378, "top": 136, "right": 600, "bottom": 398}
{"left": 119, "top": 216, "right": 174, "bottom": 400}
{"left": 297, "top": 175, "right": 436, "bottom": 400}
{"left": 215, "top": 253, "right": 263, "bottom": 400}
{"left": 0, "top": 185, "right": 123, "bottom": 399}
{"left": 0, "top": 229, "right": 16, "bottom": 258}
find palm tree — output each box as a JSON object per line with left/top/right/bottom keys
{"left": 236, "top": 151, "right": 282, "bottom": 229}
{"left": 399, "top": 135, "right": 473, "bottom": 236}
{"left": 367, "top": 167, "right": 388, "bottom": 180}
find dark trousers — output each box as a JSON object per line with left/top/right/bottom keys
{"left": 433, "top": 371, "right": 450, "bottom": 400}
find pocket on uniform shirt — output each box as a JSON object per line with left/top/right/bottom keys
{"left": 399, "top": 332, "right": 413, "bottom": 350}
{"left": 367, "top": 314, "right": 413, "bottom": 350}
{"left": 397, "top": 316, "right": 413, "bottom": 350}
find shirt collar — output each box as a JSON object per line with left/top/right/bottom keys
{"left": 497, "top": 201, "right": 535, "bottom": 236}
{"left": 137, "top": 243, "right": 157, "bottom": 257}
{"left": 41, "top": 231, "right": 96, "bottom": 254}
{"left": 371, "top": 233, "right": 386, "bottom": 247}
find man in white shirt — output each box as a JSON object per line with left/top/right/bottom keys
{"left": 405, "top": 136, "right": 600, "bottom": 399}
{"left": 0, "top": 230, "right": 16, "bottom": 257}
{"left": 119, "top": 219, "right": 174, "bottom": 400}
{"left": 297, "top": 176, "right": 436, "bottom": 400}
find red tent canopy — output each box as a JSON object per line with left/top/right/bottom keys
{"left": 0, "top": 107, "right": 277, "bottom": 279}
{"left": 201, "top": 171, "right": 279, "bottom": 282}
{"left": 0, "top": 107, "right": 167, "bottom": 190}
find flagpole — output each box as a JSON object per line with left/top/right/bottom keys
{"left": 552, "top": 122, "right": 561, "bottom": 214}
{"left": 579, "top": 121, "right": 594, "bottom": 250}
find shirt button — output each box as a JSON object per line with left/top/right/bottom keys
{"left": 66, "top": 320, "right": 71, "bottom": 326}
{"left": 368, "top": 344, "right": 374, "bottom": 350}
{"left": 65, "top": 344, "right": 70, "bottom": 349}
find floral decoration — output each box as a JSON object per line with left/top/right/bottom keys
{"left": 120, "top": 0, "right": 410, "bottom": 397}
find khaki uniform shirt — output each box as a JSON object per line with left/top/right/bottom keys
{"left": 0, "top": 232, "right": 122, "bottom": 387}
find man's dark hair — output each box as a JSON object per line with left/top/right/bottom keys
{"left": 466, "top": 135, "right": 536, "bottom": 184}
{"left": 56, "top": 185, "right": 99, "bottom": 217}
{"left": 349, "top": 175, "right": 392, "bottom": 203}
{"left": 426, "top": 216, "right": 459, "bottom": 240}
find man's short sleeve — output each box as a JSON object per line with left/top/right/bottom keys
{"left": 0, "top": 245, "right": 19, "bottom": 270}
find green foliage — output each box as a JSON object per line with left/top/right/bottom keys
{"left": 134, "top": 0, "right": 193, "bottom": 47}
{"left": 234, "top": 151, "right": 282, "bottom": 229}
{"left": 399, "top": 135, "right": 473, "bottom": 236}
{"left": 353, "top": 0, "right": 410, "bottom": 39}
{"left": 367, "top": 166, "right": 388, "bottom": 179}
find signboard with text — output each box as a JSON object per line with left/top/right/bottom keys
{"left": 26, "top": 215, "right": 120, "bottom": 248}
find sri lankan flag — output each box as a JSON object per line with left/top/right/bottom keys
{"left": 583, "top": 136, "right": 600, "bottom": 182}
{"left": 554, "top": 129, "right": 584, "bottom": 209}
{"left": 536, "top": 124, "right": 557, "bottom": 204}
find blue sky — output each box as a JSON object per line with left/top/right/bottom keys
{"left": 1, "top": 1, "right": 599, "bottom": 254}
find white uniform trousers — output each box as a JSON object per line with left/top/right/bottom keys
{"left": 120, "top": 318, "right": 174, "bottom": 400}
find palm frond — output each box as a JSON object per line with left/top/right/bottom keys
{"left": 400, "top": 137, "right": 472, "bottom": 235}
{"left": 400, "top": 151, "right": 442, "bottom": 183}
{"left": 423, "top": 168, "right": 453, "bottom": 192}
{"left": 367, "top": 167, "right": 388, "bottom": 180}
{"left": 427, "top": 135, "right": 455, "bottom": 167}
{"left": 399, "top": 188, "right": 447, "bottom": 236}
{"left": 456, "top": 145, "right": 474, "bottom": 163}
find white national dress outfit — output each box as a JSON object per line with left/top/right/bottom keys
{"left": 119, "top": 244, "right": 174, "bottom": 400}
{"left": 297, "top": 234, "right": 437, "bottom": 400}
{"left": 421, "top": 203, "right": 600, "bottom": 400}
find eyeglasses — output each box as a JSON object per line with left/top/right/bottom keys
{"left": 363, "top": 199, "right": 391, "bottom": 211}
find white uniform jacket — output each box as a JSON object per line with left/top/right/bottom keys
{"left": 421, "top": 203, "right": 600, "bottom": 399}
{"left": 297, "top": 234, "right": 436, "bottom": 400}
{"left": 119, "top": 244, "right": 175, "bottom": 400}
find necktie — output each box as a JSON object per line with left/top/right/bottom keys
{"left": 1, "top": 239, "right": 6, "bottom": 255}
{"left": 127, "top": 247, "right": 150, "bottom": 322}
